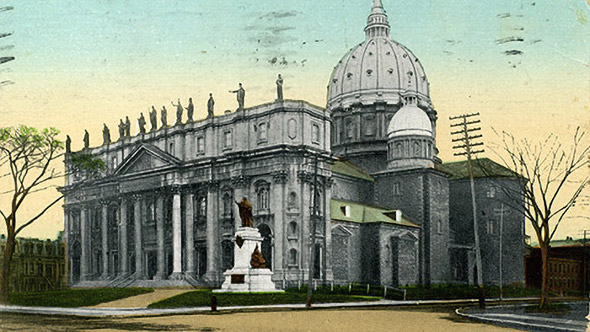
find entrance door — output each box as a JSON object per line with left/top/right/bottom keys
{"left": 258, "top": 224, "right": 272, "bottom": 270}
{"left": 197, "top": 247, "right": 207, "bottom": 277}
{"left": 146, "top": 251, "right": 157, "bottom": 279}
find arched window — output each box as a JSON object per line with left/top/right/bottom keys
{"left": 148, "top": 201, "right": 155, "bottom": 222}
{"left": 288, "top": 248, "right": 298, "bottom": 267}
{"left": 199, "top": 197, "right": 207, "bottom": 217}
{"left": 223, "top": 193, "right": 232, "bottom": 217}
{"left": 310, "top": 186, "right": 323, "bottom": 216}
{"left": 395, "top": 142, "right": 403, "bottom": 157}
{"left": 255, "top": 181, "right": 270, "bottom": 211}
{"left": 288, "top": 222, "right": 298, "bottom": 238}
{"left": 258, "top": 188, "right": 269, "bottom": 210}
{"left": 345, "top": 118, "right": 354, "bottom": 139}
{"left": 413, "top": 141, "right": 421, "bottom": 156}
{"left": 195, "top": 196, "right": 207, "bottom": 218}
{"left": 288, "top": 192, "right": 297, "bottom": 207}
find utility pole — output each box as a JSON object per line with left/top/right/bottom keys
{"left": 306, "top": 154, "right": 319, "bottom": 308}
{"left": 450, "top": 112, "right": 486, "bottom": 309}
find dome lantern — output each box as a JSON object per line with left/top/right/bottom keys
{"left": 365, "top": 0, "right": 390, "bottom": 39}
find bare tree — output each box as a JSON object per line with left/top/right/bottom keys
{"left": 488, "top": 127, "right": 589, "bottom": 308}
{"left": 0, "top": 125, "right": 104, "bottom": 304}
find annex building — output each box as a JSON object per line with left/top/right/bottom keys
{"left": 63, "top": 0, "right": 526, "bottom": 288}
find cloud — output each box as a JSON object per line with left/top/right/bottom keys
{"left": 258, "top": 10, "right": 301, "bottom": 20}
{"left": 496, "top": 36, "right": 525, "bottom": 44}
{"left": 504, "top": 50, "right": 523, "bottom": 56}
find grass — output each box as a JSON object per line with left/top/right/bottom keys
{"left": 148, "top": 289, "right": 380, "bottom": 308}
{"left": 9, "top": 287, "right": 154, "bottom": 308}
{"left": 397, "top": 284, "right": 541, "bottom": 301}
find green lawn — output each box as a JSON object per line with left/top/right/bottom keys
{"left": 148, "top": 289, "right": 380, "bottom": 308}
{"left": 398, "top": 284, "right": 541, "bottom": 300}
{"left": 9, "top": 287, "right": 154, "bottom": 307}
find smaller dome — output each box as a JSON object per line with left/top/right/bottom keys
{"left": 387, "top": 104, "right": 432, "bottom": 138}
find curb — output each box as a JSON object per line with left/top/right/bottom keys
{"left": 456, "top": 302, "right": 589, "bottom": 332}
{"left": 0, "top": 297, "right": 548, "bottom": 318}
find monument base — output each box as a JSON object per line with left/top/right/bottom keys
{"left": 213, "top": 226, "right": 283, "bottom": 293}
{"left": 213, "top": 267, "right": 283, "bottom": 293}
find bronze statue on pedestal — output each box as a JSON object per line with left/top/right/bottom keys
{"left": 235, "top": 197, "right": 254, "bottom": 227}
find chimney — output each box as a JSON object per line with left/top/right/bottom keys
{"left": 395, "top": 210, "right": 402, "bottom": 222}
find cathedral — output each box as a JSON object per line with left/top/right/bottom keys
{"left": 62, "top": 0, "right": 526, "bottom": 288}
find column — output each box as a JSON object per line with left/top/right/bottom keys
{"left": 119, "top": 198, "right": 128, "bottom": 276}
{"left": 100, "top": 202, "right": 109, "bottom": 279}
{"left": 80, "top": 207, "right": 89, "bottom": 281}
{"left": 169, "top": 186, "right": 183, "bottom": 279}
{"left": 133, "top": 194, "right": 144, "bottom": 278}
{"left": 155, "top": 194, "right": 166, "bottom": 280}
{"left": 185, "top": 191, "right": 195, "bottom": 277}
{"left": 272, "top": 171, "right": 288, "bottom": 280}
{"left": 204, "top": 181, "right": 219, "bottom": 284}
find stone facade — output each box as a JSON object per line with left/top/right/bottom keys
{"left": 0, "top": 234, "right": 67, "bottom": 292}
{"left": 63, "top": 100, "right": 334, "bottom": 287}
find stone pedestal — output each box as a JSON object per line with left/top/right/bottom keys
{"left": 214, "top": 227, "right": 283, "bottom": 293}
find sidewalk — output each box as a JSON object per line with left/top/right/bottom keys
{"left": 457, "top": 301, "right": 590, "bottom": 332}
{"left": 0, "top": 297, "right": 544, "bottom": 318}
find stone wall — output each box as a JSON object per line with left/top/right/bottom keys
{"left": 448, "top": 177, "right": 525, "bottom": 285}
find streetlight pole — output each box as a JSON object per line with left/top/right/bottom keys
{"left": 450, "top": 112, "right": 486, "bottom": 309}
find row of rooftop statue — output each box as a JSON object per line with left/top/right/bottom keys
{"left": 70, "top": 76, "right": 285, "bottom": 151}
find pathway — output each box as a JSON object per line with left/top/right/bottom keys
{"left": 87, "top": 288, "right": 192, "bottom": 308}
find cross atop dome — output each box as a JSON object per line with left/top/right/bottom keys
{"left": 365, "top": 0, "right": 390, "bottom": 39}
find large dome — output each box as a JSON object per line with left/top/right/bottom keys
{"left": 327, "top": 0, "right": 430, "bottom": 110}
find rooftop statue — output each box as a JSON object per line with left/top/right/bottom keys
{"left": 65, "top": 135, "right": 71, "bottom": 154}
{"left": 124, "top": 116, "right": 131, "bottom": 137}
{"left": 229, "top": 83, "right": 245, "bottom": 111}
{"left": 276, "top": 74, "right": 283, "bottom": 101}
{"left": 172, "top": 98, "right": 183, "bottom": 125}
{"left": 161, "top": 106, "right": 168, "bottom": 128}
{"left": 235, "top": 197, "right": 254, "bottom": 227}
{"left": 138, "top": 113, "right": 146, "bottom": 134}
{"left": 102, "top": 123, "right": 111, "bottom": 144}
{"left": 185, "top": 98, "right": 194, "bottom": 122}
{"left": 149, "top": 106, "right": 158, "bottom": 131}
{"left": 207, "top": 93, "right": 215, "bottom": 118}
{"left": 83, "top": 130, "right": 89, "bottom": 149}
{"left": 118, "top": 119, "right": 125, "bottom": 140}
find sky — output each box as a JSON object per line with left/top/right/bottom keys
{"left": 0, "top": 0, "right": 589, "bottom": 240}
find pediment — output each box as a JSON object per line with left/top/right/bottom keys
{"left": 331, "top": 224, "right": 353, "bottom": 237}
{"left": 114, "top": 144, "right": 180, "bottom": 176}
{"left": 395, "top": 231, "right": 418, "bottom": 242}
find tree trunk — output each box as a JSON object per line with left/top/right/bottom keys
{"left": 539, "top": 243, "right": 549, "bottom": 308}
{"left": 0, "top": 232, "right": 15, "bottom": 304}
